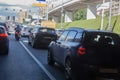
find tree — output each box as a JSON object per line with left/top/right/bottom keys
{"left": 73, "top": 8, "right": 86, "bottom": 21}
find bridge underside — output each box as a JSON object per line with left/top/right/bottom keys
{"left": 48, "top": 0, "right": 109, "bottom": 22}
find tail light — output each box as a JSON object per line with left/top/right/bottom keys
{"left": 16, "top": 32, "right": 20, "bottom": 34}
{"left": 0, "top": 33, "right": 8, "bottom": 37}
{"left": 78, "top": 47, "right": 86, "bottom": 55}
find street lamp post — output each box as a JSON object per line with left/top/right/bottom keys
{"left": 108, "top": 0, "right": 112, "bottom": 31}
{"left": 61, "top": 0, "right": 63, "bottom": 29}
{"left": 100, "top": 0, "right": 105, "bottom": 30}
{"left": 46, "top": 0, "right": 48, "bottom": 21}
{"left": 37, "top": 7, "right": 41, "bottom": 24}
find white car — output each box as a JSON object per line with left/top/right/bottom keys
{"left": 21, "top": 27, "right": 32, "bottom": 37}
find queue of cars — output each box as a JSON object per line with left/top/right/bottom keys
{"left": 48, "top": 27, "right": 120, "bottom": 80}
{"left": 26, "top": 25, "right": 120, "bottom": 80}
{"left": 1, "top": 22, "right": 120, "bottom": 80}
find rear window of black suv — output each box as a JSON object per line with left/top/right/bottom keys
{"left": 84, "top": 32, "right": 120, "bottom": 47}
{"left": 38, "top": 28, "right": 55, "bottom": 34}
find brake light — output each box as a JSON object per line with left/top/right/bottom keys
{"left": 15, "top": 32, "right": 20, "bottom": 34}
{"left": 0, "top": 33, "right": 8, "bottom": 37}
{"left": 78, "top": 47, "right": 86, "bottom": 55}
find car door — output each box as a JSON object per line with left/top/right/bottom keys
{"left": 60, "top": 31, "right": 77, "bottom": 64}
{"left": 53, "top": 30, "right": 69, "bottom": 63}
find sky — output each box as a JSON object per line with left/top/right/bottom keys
{"left": 0, "top": 0, "right": 37, "bottom": 6}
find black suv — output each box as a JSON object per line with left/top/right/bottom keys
{"left": 28, "top": 26, "right": 57, "bottom": 48}
{"left": 48, "top": 27, "right": 120, "bottom": 80}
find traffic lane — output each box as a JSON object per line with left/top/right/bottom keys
{"left": 0, "top": 35, "right": 50, "bottom": 80}
{"left": 21, "top": 37, "right": 66, "bottom": 80}
{"left": 21, "top": 37, "right": 115, "bottom": 80}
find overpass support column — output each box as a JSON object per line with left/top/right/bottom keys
{"left": 65, "top": 11, "right": 73, "bottom": 22}
{"left": 87, "top": 4, "right": 97, "bottom": 20}
{"left": 52, "top": 16, "right": 59, "bottom": 23}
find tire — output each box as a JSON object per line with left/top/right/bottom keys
{"left": 65, "top": 58, "right": 95, "bottom": 80}
{"left": 28, "top": 41, "right": 31, "bottom": 45}
{"left": 115, "top": 67, "right": 120, "bottom": 80}
{"left": 2, "top": 48, "right": 9, "bottom": 55}
{"left": 31, "top": 39, "right": 37, "bottom": 48}
{"left": 15, "top": 34, "right": 20, "bottom": 41}
{"left": 47, "top": 50, "right": 55, "bottom": 65}
{"left": 28, "top": 37, "right": 31, "bottom": 45}
{"left": 65, "top": 58, "right": 76, "bottom": 80}
{"left": 16, "top": 37, "right": 19, "bottom": 41}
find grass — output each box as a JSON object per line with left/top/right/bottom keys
{"left": 56, "top": 15, "right": 120, "bottom": 34}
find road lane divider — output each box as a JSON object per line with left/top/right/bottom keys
{"left": 19, "top": 41, "right": 56, "bottom": 80}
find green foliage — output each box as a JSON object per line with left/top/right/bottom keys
{"left": 73, "top": 9, "right": 87, "bottom": 21}
{"left": 56, "top": 15, "right": 120, "bottom": 34}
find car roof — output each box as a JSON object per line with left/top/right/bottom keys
{"left": 0, "top": 25, "right": 5, "bottom": 29}
{"left": 68, "top": 27, "right": 115, "bottom": 34}
{"left": 37, "top": 26, "right": 55, "bottom": 30}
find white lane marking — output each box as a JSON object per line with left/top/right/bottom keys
{"left": 19, "top": 41, "right": 56, "bottom": 80}
{"left": 22, "top": 40, "right": 28, "bottom": 43}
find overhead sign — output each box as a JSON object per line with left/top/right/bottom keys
{"left": 33, "top": 3, "right": 47, "bottom": 7}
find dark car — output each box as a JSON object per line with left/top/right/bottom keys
{"left": 0, "top": 26, "right": 9, "bottom": 55}
{"left": 28, "top": 26, "right": 57, "bottom": 48}
{"left": 48, "top": 27, "right": 120, "bottom": 80}
{"left": 0, "top": 22, "right": 10, "bottom": 35}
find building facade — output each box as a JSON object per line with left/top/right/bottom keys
{"left": 97, "top": 0, "right": 120, "bottom": 16}
{"left": 112, "top": 0, "right": 120, "bottom": 15}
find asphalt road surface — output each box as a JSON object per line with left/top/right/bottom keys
{"left": 0, "top": 35, "right": 50, "bottom": 80}
{"left": 0, "top": 34, "right": 114, "bottom": 80}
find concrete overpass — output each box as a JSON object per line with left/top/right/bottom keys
{"left": 48, "top": 0, "right": 109, "bottom": 23}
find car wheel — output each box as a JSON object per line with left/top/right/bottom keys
{"left": 115, "top": 67, "right": 120, "bottom": 80}
{"left": 47, "top": 50, "right": 55, "bottom": 65}
{"left": 65, "top": 58, "right": 95, "bottom": 80}
{"left": 31, "top": 39, "right": 37, "bottom": 48}
{"left": 28, "top": 37, "right": 31, "bottom": 45}
{"left": 2, "top": 48, "right": 9, "bottom": 55}
{"left": 28, "top": 41, "right": 31, "bottom": 45}
{"left": 65, "top": 58, "right": 75, "bottom": 80}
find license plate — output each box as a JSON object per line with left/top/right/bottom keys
{"left": 99, "top": 68, "right": 118, "bottom": 73}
